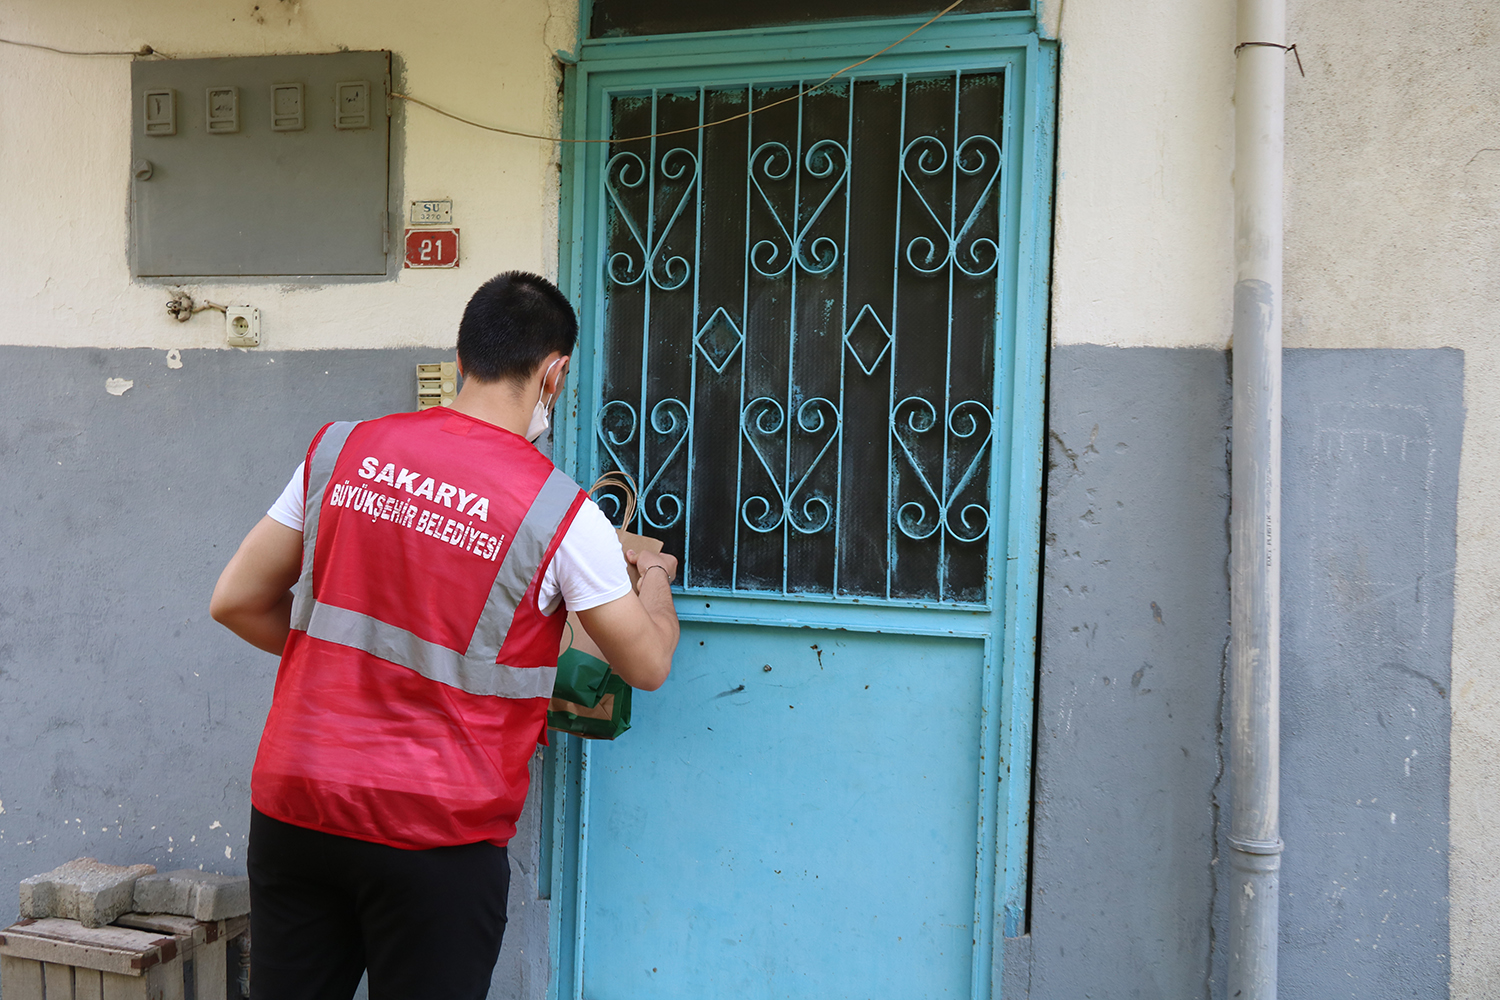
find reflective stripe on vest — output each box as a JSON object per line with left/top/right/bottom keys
{"left": 289, "top": 420, "right": 359, "bottom": 632}
{"left": 287, "top": 419, "right": 576, "bottom": 700}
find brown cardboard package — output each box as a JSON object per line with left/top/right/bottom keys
{"left": 557, "top": 472, "right": 664, "bottom": 661}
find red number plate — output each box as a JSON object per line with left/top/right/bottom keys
{"left": 404, "top": 228, "right": 460, "bottom": 268}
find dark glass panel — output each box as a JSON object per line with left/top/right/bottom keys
{"left": 595, "top": 70, "right": 1005, "bottom": 603}
{"left": 590, "top": 0, "right": 1029, "bottom": 39}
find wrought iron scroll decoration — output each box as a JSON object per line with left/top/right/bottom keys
{"left": 597, "top": 130, "right": 700, "bottom": 531}
{"left": 749, "top": 140, "right": 850, "bottom": 277}
{"left": 740, "top": 396, "right": 843, "bottom": 535}
{"left": 888, "top": 120, "right": 1003, "bottom": 564}
{"left": 593, "top": 74, "right": 1006, "bottom": 603}
{"left": 900, "top": 134, "right": 1003, "bottom": 276}
{"left": 892, "top": 397, "right": 992, "bottom": 543}
{"left": 604, "top": 148, "right": 700, "bottom": 290}
{"left": 596, "top": 398, "right": 690, "bottom": 530}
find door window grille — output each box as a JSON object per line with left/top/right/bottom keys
{"left": 593, "top": 71, "right": 1006, "bottom": 604}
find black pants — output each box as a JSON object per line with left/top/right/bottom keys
{"left": 247, "top": 808, "right": 510, "bottom": 1000}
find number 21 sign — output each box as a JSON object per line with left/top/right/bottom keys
{"left": 404, "top": 228, "right": 459, "bottom": 269}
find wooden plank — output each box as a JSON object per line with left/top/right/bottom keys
{"left": 100, "top": 958, "right": 185, "bottom": 1000}
{"left": 112, "top": 914, "right": 201, "bottom": 939}
{"left": 77, "top": 967, "right": 106, "bottom": 1000}
{"left": 100, "top": 970, "right": 149, "bottom": 1000}
{"left": 0, "top": 919, "right": 169, "bottom": 976}
{"left": 0, "top": 933, "right": 142, "bottom": 974}
{"left": 111, "top": 914, "right": 201, "bottom": 960}
{"left": 0, "top": 955, "right": 46, "bottom": 1000}
{"left": 193, "top": 938, "right": 227, "bottom": 1000}
{"left": 115, "top": 913, "right": 246, "bottom": 948}
{"left": 1, "top": 918, "right": 168, "bottom": 950}
{"left": 149, "top": 959, "right": 186, "bottom": 1000}
{"left": 44, "top": 961, "right": 77, "bottom": 999}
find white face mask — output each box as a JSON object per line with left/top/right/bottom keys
{"left": 525, "top": 358, "right": 566, "bottom": 442}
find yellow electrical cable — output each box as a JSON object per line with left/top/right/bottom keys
{"left": 391, "top": 0, "right": 967, "bottom": 144}
{"left": 3, "top": 2, "right": 966, "bottom": 139}
{"left": 0, "top": 37, "right": 166, "bottom": 57}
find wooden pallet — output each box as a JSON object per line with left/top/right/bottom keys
{"left": 0, "top": 913, "right": 247, "bottom": 1000}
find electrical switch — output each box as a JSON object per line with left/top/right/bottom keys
{"left": 416, "top": 362, "right": 458, "bottom": 410}
{"left": 205, "top": 87, "right": 239, "bottom": 134}
{"left": 335, "top": 81, "right": 370, "bottom": 130}
{"left": 271, "top": 83, "right": 304, "bottom": 131}
{"left": 143, "top": 89, "right": 176, "bottom": 136}
{"left": 225, "top": 306, "right": 261, "bottom": 348}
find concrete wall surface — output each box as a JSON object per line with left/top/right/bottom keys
{"left": 1030, "top": 346, "right": 1231, "bottom": 1000}
{"left": 1274, "top": 349, "right": 1461, "bottom": 999}
{"left": 0, "top": 348, "right": 550, "bottom": 1000}
{"left": 1046, "top": 0, "right": 1498, "bottom": 986}
{"left": 0, "top": 0, "right": 577, "bottom": 351}
{"left": 1031, "top": 347, "right": 1459, "bottom": 1000}
{"left": 1044, "top": 0, "right": 1236, "bottom": 350}
{"left": 1280, "top": 5, "right": 1500, "bottom": 990}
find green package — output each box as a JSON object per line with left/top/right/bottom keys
{"left": 548, "top": 646, "right": 633, "bottom": 740}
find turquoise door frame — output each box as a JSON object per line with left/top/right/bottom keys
{"left": 549, "top": 12, "right": 1055, "bottom": 999}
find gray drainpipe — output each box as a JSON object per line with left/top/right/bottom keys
{"left": 1228, "top": 0, "right": 1286, "bottom": 995}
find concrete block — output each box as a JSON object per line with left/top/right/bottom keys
{"left": 131, "top": 871, "right": 249, "bottom": 922}
{"left": 18, "top": 859, "right": 157, "bottom": 929}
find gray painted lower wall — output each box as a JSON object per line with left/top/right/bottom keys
{"left": 1274, "top": 349, "right": 1458, "bottom": 999}
{"left": 0, "top": 347, "right": 548, "bottom": 1000}
{"left": 1029, "top": 346, "right": 1459, "bottom": 1000}
{"left": 1029, "top": 347, "right": 1232, "bottom": 1000}
{"left": 0, "top": 344, "right": 1462, "bottom": 1000}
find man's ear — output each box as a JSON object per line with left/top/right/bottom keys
{"left": 547, "top": 355, "right": 571, "bottom": 395}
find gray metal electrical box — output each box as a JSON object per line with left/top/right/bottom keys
{"left": 131, "top": 51, "right": 391, "bottom": 278}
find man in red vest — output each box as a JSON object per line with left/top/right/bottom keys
{"left": 210, "top": 271, "right": 680, "bottom": 1000}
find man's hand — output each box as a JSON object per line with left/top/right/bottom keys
{"left": 575, "top": 548, "right": 681, "bottom": 691}
{"left": 627, "top": 547, "right": 679, "bottom": 593}
{"left": 210, "top": 516, "right": 304, "bottom": 655}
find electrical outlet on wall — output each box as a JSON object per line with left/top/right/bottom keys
{"left": 225, "top": 306, "right": 260, "bottom": 347}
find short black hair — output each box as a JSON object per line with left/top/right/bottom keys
{"left": 456, "top": 271, "right": 578, "bottom": 384}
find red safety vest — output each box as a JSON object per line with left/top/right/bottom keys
{"left": 251, "top": 408, "right": 585, "bottom": 849}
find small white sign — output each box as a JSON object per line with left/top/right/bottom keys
{"left": 410, "top": 200, "right": 453, "bottom": 225}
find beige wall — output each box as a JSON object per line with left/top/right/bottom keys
{"left": 1044, "top": 0, "right": 1237, "bottom": 350}
{"left": 0, "top": 0, "right": 577, "bottom": 351}
{"left": 1046, "top": 0, "right": 1500, "bottom": 991}
{"left": 1283, "top": 3, "right": 1500, "bottom": 995}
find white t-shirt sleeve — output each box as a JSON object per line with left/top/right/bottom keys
{"left": 266, "top": 462, "right": 305, "bottom": 531}
{"left": 539, "top": 497, "right": 633, "bottom": 616}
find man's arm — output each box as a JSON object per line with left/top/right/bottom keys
{"left": 574, "top": 548, "right": 681, "bottom": 692}
{"left": 209, "top": 516, "right": 304, "bottom": 655}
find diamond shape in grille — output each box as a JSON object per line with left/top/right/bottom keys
{"left": 843, "top": 304, "right": 893, "bottom": 376}
{"left": 694, "top": 307, "right": 744, "bottom": 374}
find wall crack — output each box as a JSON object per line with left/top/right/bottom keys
{"left": 1204, "top": 396, "right": 1232, "bottom": 1000}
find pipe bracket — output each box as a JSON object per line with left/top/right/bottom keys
{"left": 1234, "top": 41, "right": 1305, "bottom": 77}
{"left": 1228, "top": 835, "right": 1285, "bottom": 855}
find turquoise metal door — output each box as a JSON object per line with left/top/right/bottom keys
{"left": 551, "top": 14, "right": 1054, "bottom": 1000}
